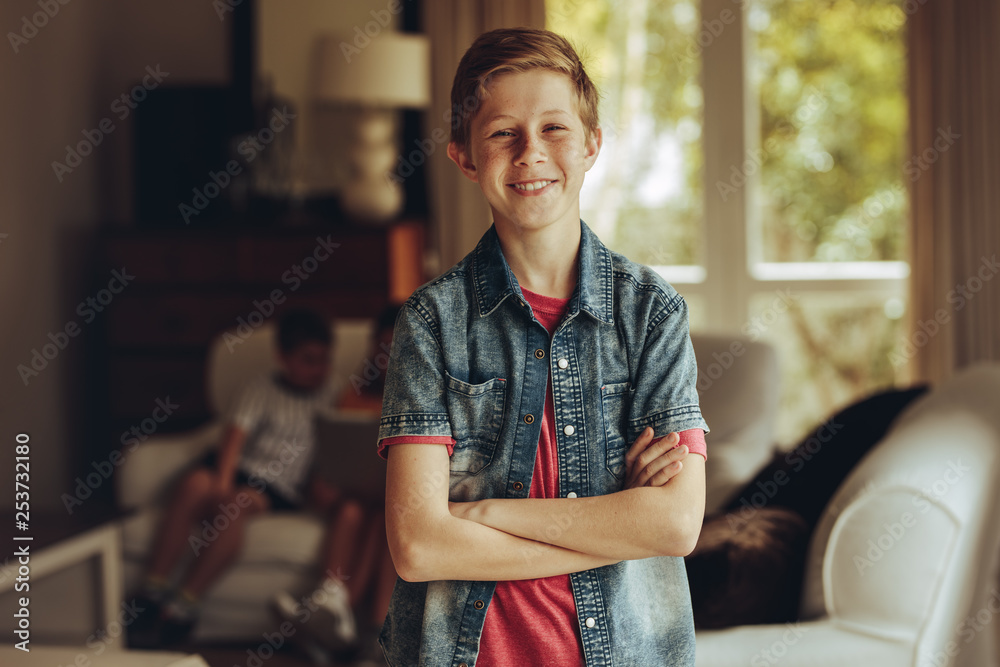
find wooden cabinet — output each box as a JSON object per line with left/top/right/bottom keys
{"left": 97, "top": 221, "right": 424, "bottom": 433}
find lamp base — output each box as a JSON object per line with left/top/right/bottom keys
{"left": 341, "top": 175, "right": 404, "bottom": 225}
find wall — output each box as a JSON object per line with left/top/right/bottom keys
{"left": 0, "top": 0, "right": 413, "bottom": 511}
{"left": 0, "top": 0, "right": 227, "bottom": 511}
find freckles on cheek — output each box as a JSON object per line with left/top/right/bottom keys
{"left": 478, "top": 151, "right": 507, "bottom": 178}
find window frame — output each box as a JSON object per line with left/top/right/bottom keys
{"left": 651, "top": 0, "right": 909, "bottom": 337}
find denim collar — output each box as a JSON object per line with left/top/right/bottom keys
{"left": 471, "top": 220, "right": 614, "bottom": 324}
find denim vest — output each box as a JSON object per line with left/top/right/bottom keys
{"left": 378, "top": 221, "right": 708, "bottom": 666}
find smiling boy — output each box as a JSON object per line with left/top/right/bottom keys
{"left": 378, "top": 28, "right": 709, "bottom": 666}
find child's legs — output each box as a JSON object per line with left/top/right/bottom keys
{"left": 347, "top": 507, "right": 386, "bottom": 609}
{"left": 146, "top": 467, "right": 220, "bottom": 580}
{"left": 319, "top": 499, "right": 369, "bottom": 606}
{"left": 178, "top": 485, "right": 269, "bottom": 597}
{"left": 320, "top": 504, "right": 397, "bottom": 626}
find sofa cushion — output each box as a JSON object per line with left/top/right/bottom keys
{"left": 121, "top": 507, "right": 326, "bottom": 568}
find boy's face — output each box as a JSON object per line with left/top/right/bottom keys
{"left": 279, "top": 341, "right": 331, "bottom": 391}
{"left": 448, "top": 69, "right": 601, "bottom": 237}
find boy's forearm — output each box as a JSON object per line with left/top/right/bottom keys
{"left": 215, "top": 424, "right": 246, "bottom": 487}
{"left": 457, "top": 458, "right": 706, "bottom": 560}
{"left": 391, "top": 508, "right": 618, "bottom": 582}
{"left": 386, "top": 443, "right": 619, "bottom": 582}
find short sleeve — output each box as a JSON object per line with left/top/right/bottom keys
{"left": 629, "top": 295, "right": 710, "bottom": 445}
{"left": 676, "top": 428, "right": 707, "bottom": 460}
{"left": 377, "top": 303, "right": 455, "bottom": 450}
{"left": 228, "top": 377, "right": 271, "bottom": 433}
{"left": 377, "top": 435, "right": 456, "bottom": 460}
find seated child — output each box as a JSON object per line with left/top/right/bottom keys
{"left": 273, "top": 305, "right": 402, "bottom": 661}
{"left": 129, "top": 309, "right": 363, "bottom": 651}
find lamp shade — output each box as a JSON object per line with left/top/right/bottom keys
{"left": 314, "top": 32, "right": 430, "bottom": 108}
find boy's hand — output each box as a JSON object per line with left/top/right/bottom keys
{"left": 625, "top": 428, "right": 687, "bottom": 489}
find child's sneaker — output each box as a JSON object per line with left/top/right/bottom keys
{"left": 273, "top": 577, "right": 358, "bottom": 657}
{"left": 158, "top": 590, "right": 201, "bottom": 647}
{"left": 126, "top": 577, "right": 172, "bottom": 648}
{"left": 127, "top": 595, "right": 165, "bottom": 648}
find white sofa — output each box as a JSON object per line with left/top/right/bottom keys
{"left": 695, "top": 364, "right": 1000, "bottom": 667}
{"left": 116, "top": 325, "right": 781, "bottom": 643}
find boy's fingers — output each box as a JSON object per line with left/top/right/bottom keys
{"left": 628, "top": 431, "right": 679, "bottom": 470}
{"left": 632, "top": 445, "right": 687, "bottom": 487}
{"left": 628, "top": 437, "right": 685, "bottom": 488}
{"left": 625, "top": 428, "right": 657, "bottom": 486}
{"left": 625, "top": 430, "right": 672, "bottom": 484}
{"left": 633, "top": 437, "right": 674, "bottom": 472}
{"left": 645, "top": 460, "right": 683, "bottom": 487}
{"left": 624, "top": 427, "right": 656, "bottom": 467}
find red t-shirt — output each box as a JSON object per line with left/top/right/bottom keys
{"left": 379, "top": 287, "right": 707, "bottom": 665}
{"left": 476, "top": 289, "right": 582, "bottom": 666}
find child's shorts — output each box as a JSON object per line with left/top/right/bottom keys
{"left": 199, "top": 452, "right": 301, "bottom": 512}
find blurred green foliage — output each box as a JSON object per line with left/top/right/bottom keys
{"left": 754, "top": 0, "right": 908, "bottom": 262}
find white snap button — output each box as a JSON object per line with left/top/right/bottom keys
{"left": 566, "top": 491, "right": 578, "bottom": 499}
{"left": 563, "top": 425, "right": 575, "bottom": 436}
{"left": 557, "top": 358, "right": 569, "bottom": 369}
{"left": 585, "top": 617, "right": 596, "bottom": 628}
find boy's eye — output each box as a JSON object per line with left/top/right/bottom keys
{"left": 545, "top": 125, "right": 567, "bottom": 132}
{"left": 490, "top": 130, "right": 514, "bottom": 138}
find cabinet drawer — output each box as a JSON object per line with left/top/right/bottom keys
{"left": 107, "top": 294, "right": 261, "bottom": 347}
{"left": 238, "top": 235, "right": 388, "bottom": 287}
{"left": 104, "top": 238, "right": 239, "bottom": 284}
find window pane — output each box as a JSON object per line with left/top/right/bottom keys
{"left": 749, "top": 290, "right": 910, "bottom": 444}
{"left": 547, "top": 0, "right": 704, "bottom": 267}
{"left": 751, "top": 0, "right": 908, "bottom": 263}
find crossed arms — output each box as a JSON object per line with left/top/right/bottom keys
{"left": 385, "top": 428, "right": 705, "bottom": 583}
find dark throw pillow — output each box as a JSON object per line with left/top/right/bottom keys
{"left": 685, "top": 506, "right": 809, "bottom": 630}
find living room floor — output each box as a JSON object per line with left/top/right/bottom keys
{"left": 177, "top": 642, "right": 361, "bottom": 667}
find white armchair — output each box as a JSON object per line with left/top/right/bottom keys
{"left": 695, "top": 364, "right": 1000, "bottom": 667}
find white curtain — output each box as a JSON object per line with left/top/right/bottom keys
{"left": 421, "top": 0, "right": 547, "bottom": 271}
{"left": 907, "top": 0, "right": 1000, "bottom": 383}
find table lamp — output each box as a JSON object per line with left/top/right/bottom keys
{"left": 314, "top": 31, "right": 430, "bottom": 224}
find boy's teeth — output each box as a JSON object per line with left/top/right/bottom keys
{"left": 513, "top": 180, "right": 552, "bottom": 191}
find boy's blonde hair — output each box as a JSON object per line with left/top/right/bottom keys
{"left": 449, "top": 27, "right": 600, "bottom": 148}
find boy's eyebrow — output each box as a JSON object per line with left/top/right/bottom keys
{"left": 483, "top": 110, "right": 574, "bottom": 124}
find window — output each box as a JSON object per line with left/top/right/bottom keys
{"left": 549, "top": 0, "right": 910, "bottom": 443}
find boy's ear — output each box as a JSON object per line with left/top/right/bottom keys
{"left": 447, "top": 141, "right": 479, "bottom": 183}
{"left": 583, "top": 126, "right": 603, "bottom": 172}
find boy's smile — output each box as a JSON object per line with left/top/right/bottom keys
{"left": 448, "top": 69, "right": 601, "bottom": 236}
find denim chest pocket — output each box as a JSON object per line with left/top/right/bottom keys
{"left": 602, "top": 381, "right": 634, "bottom": 480}
{"left": 445, "top": 373, "right": 507, "bottom": 474}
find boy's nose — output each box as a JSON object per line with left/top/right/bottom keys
{"left": 514, "top": 134, "right": 546, "bottom": 165}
